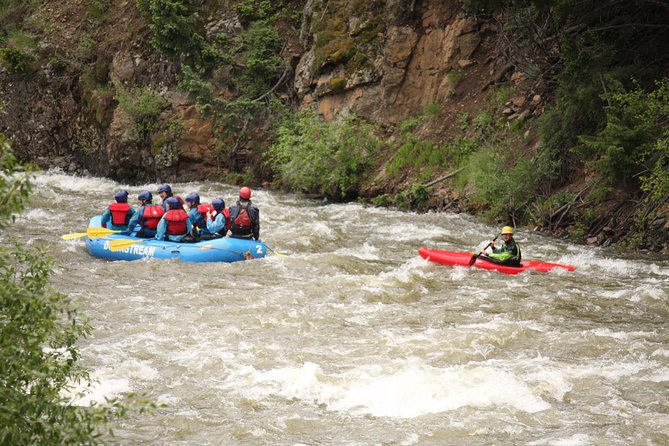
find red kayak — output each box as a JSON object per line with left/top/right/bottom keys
{"left": 418, "top": 248, "right": 574, "bottom": 275}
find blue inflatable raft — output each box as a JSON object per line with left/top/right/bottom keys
{"left": 84, "top": 215, "right": 267, "bottom": 263}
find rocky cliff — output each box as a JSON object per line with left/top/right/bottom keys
{"left": 1, "top": 0, "right": 522, "bottom": 181}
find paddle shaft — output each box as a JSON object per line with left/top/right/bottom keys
{"left": 468, "top": 233, "right": 500, "bottom": 266}
{"left": 62, "top": 227, "right": 122, "bottom": 240}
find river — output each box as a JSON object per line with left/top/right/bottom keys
{"left": 18, "top": 171, "right": 669, "bottom": 445}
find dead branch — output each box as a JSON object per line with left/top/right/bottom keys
{"left": 423, "top": 168, "right": 464, "bottom": 187}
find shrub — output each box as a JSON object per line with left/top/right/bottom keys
{"left": 456, "top": 144, "right": 538, "bottom": 222}
{"left": 135, "top": 0, "right": 204, "bottom": 61}
{"left": 268, "top": 112, "right": 381, "bottom": 198}
{"left": 114, "top": 81, "right": 167, "bottom": 146}
{"left": 573, "top": 76, "right": 669, "bottom": 203}
{"left": 0, "top": 47, "right": 33, "bottom": 74}
{"left": 238, "top": 21, "right": 283, "bottom": 97}
{"left": 0, "top": 134, "right": 131, "bottom": 444}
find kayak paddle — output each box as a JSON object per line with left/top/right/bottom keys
{"left": 468, "top": 233, "right": 499, "bottom": 266}
{"left": 61, "top": 227, "right": 122, "bottom": 240}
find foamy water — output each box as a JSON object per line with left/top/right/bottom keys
{"left": 15, "top": 170, "right": 669, "bottom": 445}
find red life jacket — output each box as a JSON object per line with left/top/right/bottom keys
{"left": 230, "top": 202, "right": 257, "bottom": 239}
{"left": 109, "top": 202, "right": 131, "bottom": 225}
{"left": 233, "top": 208, "right": 252, "bottom": 228}
{"left": 141, "top": 205, "right": 164, "bottom": 229}
{"left": 223, "top": 208, "right": 231, "bottom": 230}
{"left": 164, "top": 209, "right": 189, "bottom": 235}
{"left": 197, "top": 204, "right": 216, "bottom": 223}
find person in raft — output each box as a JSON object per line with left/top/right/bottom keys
{"left": 185, "top": 193, "right": 206, "bottom": 239}
{"left": 157, "top": 184, "right": 173, "bottom": 211}
{"left": 205, "top": 198, "right": 230, "bottom": 238}
{"left": 100, "top": 190, "right": 135, "bottom": 231}
{"left": 478, "top": 226, "right": 522, "bottom": 267}
{"left": 155, "top": 196, "right": 192, "bottom": 242}
{"left": 124, "top": 191, "right": 164, "bottom": 238}
{"left": 229, "top": 186, "right": 259, "bottom": 240}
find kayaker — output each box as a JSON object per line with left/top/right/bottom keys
{"left": 125, "top": 191, "right": 165, "bottom": 238}
{"left": 155, "top": 196, "right": 192, "bottom": 242}
{"left": 157, "top": 184, "right": 173, "bottom": 211}
{"left": 479, "top": 226, "right": 522, "bottom": 267}
{"left": 205, "top": 198, "right": 230, "bottom": 238}
{"left": 229, "top": 187, "right": 259, "bottom": 240}
{"left": 101, "top": 190, "right": 135, "bottom": 231}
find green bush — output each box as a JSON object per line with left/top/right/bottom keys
{"left": 387, "top": 138, "right": 447, "bottom": 176}
{"left": 456, "top": 144, "right": 538, "bottom": 221}
{"left": 0, "top": 134, "right": 130, "bottom": 444}
{"left": 179, "top": 65, "right": 270, "bottom": 145}
{"left": 0, "top": 47, "right": 33, "bottom": 74}
{"left": 268, "top": 112, "right": 381, "bottom": 198}
{"left": 572, "top": 77, "right": 669, "bottom": 203}
{"left": 234, "top": 0, "right": 282, "bottom": 25}
{"left": 238, "top": 21, "right": 283, "bottom": 97}
{"left": 393, "top": 183, "right": 430, "bottom": 210}
{"left": 135, "top": 0, "right": 204, "bottom": 62}
{"left": 114, "top": 81, "right": 167, "bottom": 146}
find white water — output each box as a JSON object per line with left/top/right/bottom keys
{"left": 14, "top": 170, "right": 669, "bottom": 445}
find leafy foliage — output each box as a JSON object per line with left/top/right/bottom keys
{"left": 0, "top": 47, "right": 33, "bottom": 74}
{"left": 268, "top": 112, "right": 381, "bottom": 198}
{"left": 234, "top": 0, "right": 283, "bottom": 26}
{"left": 574, "top": 78, "right": 655, "bottom": 191}
{"left": 0, "top": 135, "right": 125, "bottom": 444}
{"left": 577, "top": 77, "right": 669, "bottom": 202}
{"left": 456, "top": 143, "right": 538, "bottom": 222}
{"left": 135, "top": 0, "right": 204, "bottom": 61}
{"left": 235, "top": 21, "right": 284, "bottom": 97}
{"left": 114, "top": 81, "right": 167, "bottom": 146}
{"left": 178, "top": 66, "right": 266, "bottom": 145}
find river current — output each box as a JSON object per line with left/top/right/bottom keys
{"left": 16, "top": 171, "right": 669, "bottom": 445}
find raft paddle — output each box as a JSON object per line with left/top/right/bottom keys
{"left": 108, "top": 239, "right": 146, "bottom": 252}
{"left": 61, "top": 232, "right": 89, "bottom": 240}
{"left": 261, "top": 242, "right": 289, "bottom": 257}
{"left": 61, "top": 227, "right": 122, "bottom": 240}
{"left": 468, "top": 233, "right": 500, "bottom": 266}
{"left": 199, "top": 244, "right": 245, "bottom": 255}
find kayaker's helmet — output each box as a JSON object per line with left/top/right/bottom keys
{"left": 239, "top": 186, "right": 252, "bottom": 200}
{"left": 166, "top": 196, "right": 180, "bottom": 209}
{"left": 212, "top": 198, "right": 225, "bottom": 211}
{"left": 501, "top": 226, "right": 514, "bottom": 235}
{"left": 114, "top": 190, "right": 129, "bottom": 203}
{"left": 157, "top": 184, "right": 172, "bottom": 194}
{"left": 185, "top": 192, "right": 200, "bottom": 205}
{"left": 138, "top": 191, "right": 152, "bottom": 202}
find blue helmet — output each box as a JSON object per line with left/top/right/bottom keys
{"left": 157, "top": 184, "right": 172, "bottom": 194}
{"left": 166, "top": 196, "right": 180, "bottom": 209}
{"left": 185, "top": 192, "right": 200, "bottom": 205}
{"left": 138, "top": 191, "right": 152, "bottom": 202}
{"left": 212, "top": 198, "right": 225, "bottom": 211}
{"left": 114, "top": 190, "right": 129, "bottom": 202}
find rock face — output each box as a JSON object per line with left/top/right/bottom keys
{"left": 0, "top": 0, "right": 496, "bottom": 183}
{"left": 297, "top": 2, "right": 483, "bottom": 125}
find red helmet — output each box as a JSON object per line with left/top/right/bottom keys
{"left": 239, "top": 186, "right": 252, "bottom": 200}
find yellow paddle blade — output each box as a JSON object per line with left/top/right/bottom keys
{"left": 87, "top": 227, "right": 122, "bottom": 238}
{"left": 61, "top": 232, "right": 89, "bottom": 240}
{"left": 262, "top": 243, "right": 289, "bottom": 257}
{"left": 108, "top": 239, "right": 145, "bottom": 252}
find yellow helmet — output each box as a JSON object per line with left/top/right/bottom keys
{"left": 501, "top": 226, "right": 514, "bottom": 235}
